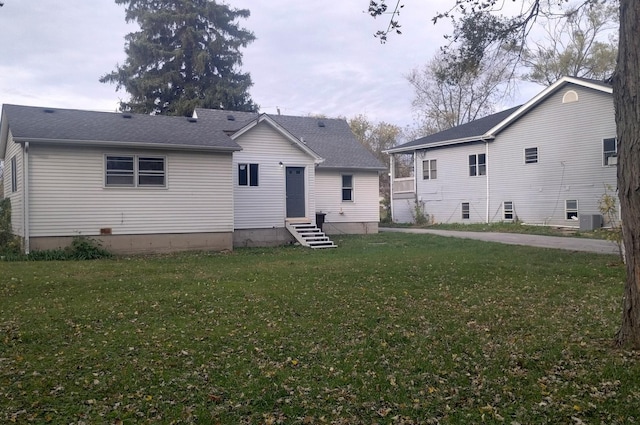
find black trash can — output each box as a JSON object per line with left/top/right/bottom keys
{"left": 315, "top": 212, "right": 326, "bottom": 231}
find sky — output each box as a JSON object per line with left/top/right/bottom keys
{"left": 0, "top": 0, "right": 541, "bottom": 132}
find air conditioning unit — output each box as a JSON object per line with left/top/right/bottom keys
{"left": 608, "top": 156, "right": 618, "bottom": 166}
{"left": 579, "top": 214, "right": 603, "bottom": 231}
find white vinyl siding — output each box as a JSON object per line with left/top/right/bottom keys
{"left": 488, "top": 85, "right": 616, "bottom": 226}
{"left": 316, "top": 170, "right": 380, "bottom": 223}
{"left": 27, "top": 144, "right": 234, "bottom": 237}
{"left": 233, "top": 121, "right": 316, "bottom": 229}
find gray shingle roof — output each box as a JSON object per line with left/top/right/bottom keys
{"left": 391, "top": 105, "right": 521, "bottom": 152}
{"left": 195, "top": 108, "right": 386, "bottom": 170}
{"left": 2, "top": 104, "right": 241, "bottom": 151}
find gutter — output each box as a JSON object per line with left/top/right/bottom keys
{"left": 386, "top": 135, "right": 495, "bottom": 154}
{"left": 13, "top": 137, "right": 242, "bottom": 153}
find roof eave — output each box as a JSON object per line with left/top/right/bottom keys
{"left": 386, "top": 135, "right": 494, "bottom": 154}
{"left": 12, "top": 137, "right": 242, "bottom": 152}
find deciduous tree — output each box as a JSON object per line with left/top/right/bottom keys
{"left": 101, "top": 0, "right": 257, "bottom": 116}
{"left": 522, "top": 1, "right": 618, "bottom": 85}
{"left": 348, "top": 114, "right": 400, "bottom": 203}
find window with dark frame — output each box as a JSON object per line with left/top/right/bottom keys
{"left": 524, "top": 147, "right": 538, "bottom": 164}
{"left": 342, "top": 174, "right": 353, "bottom": 201}
{"left": 462, "top": 202, "right": 470, "bottom": 219}
{"left": 469, "top": 154, "right": 486, "bottom": 176}
{"left": 11, "top": 156, "right": 17, "bottom": 193}
{"left": 603, "top": 138, "right": 617, "bottom": 166}
{"left": 503, "top": 201, "right": 514, "bottom": 220}
{"left": 422, "top": 159, "right": 437, "bottom": 180}
{"left": 566, "top": 200, "right": 578, "bottom": 220}
{"left": 238, "top": 163, "right": 259, "bottom": 186}
{"left": 105, "top": 155, "right": 165, "bottom": 188}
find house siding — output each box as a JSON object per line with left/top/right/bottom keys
{"left": 233, "top": 121, "right": 316, "bottom": 229}
{"left": 28, "top": 144, "right": 234, "bottom": 237}
{"left": 413, "top": 142, "right": 488, "bottom": 224}
{"left": 4, "top": 131, "right": 24, "bottom": 237}
{"left": 315, "top": 169, "right": 380, "bottom": 232}
{"left": 489, "top": 85, "right": 616, "bottom": 226}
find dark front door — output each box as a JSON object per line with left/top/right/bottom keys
{"left": 286, "top": 167, "right": 305, "bottom": 218}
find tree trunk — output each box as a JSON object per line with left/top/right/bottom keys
{"left": 613, "top": 0, "right": 640, "bottom": 348}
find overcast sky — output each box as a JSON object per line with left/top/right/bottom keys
{"left": 0, "top": 1, "right": 540, "bottom": 131}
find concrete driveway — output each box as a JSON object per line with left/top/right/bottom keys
{"left": 380, "top": 227, "right": 620, "bottom": 255}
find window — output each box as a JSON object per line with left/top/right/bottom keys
{"left": 469, "top": 154, "right": 486, "bottom": 176}
{"left": 524, "top": 147, "right": 538, "bottom": 164}
{"left": 105, "top": 155, "right": 165, "bottom": 188}
{"left": 11, "top": 156, "right": 17, "bottom": 193}
{"left": 238, "top": 163, "right": 259, "bottom": 186}
{"left": 462, "top": 202, "right": 470, "bottom": 220}
{"left": 342, "top": 174, "right": 353, "bottom": 201}
{"left": 503, "top": 201, "right": 514, "bottom": 220}
{"left": 603, "top": 138, "right": 617, "bottom": 166}
{"left": 138, "top": 157, "right": 165, "bottom": 186}
{"left": 423, "top": 159, "right": 437, "bottom": 180}
{"left": 566, "top": 200, "right": 578, "bottom": 220}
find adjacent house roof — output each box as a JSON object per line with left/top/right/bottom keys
{"left": 194, "top": 108, "right": 386, "bottom": 171}
{"left": 0, "top": 104, "right": 241, "bottom": 156}
{"left": 388, "top": 76, "right": 613, "bottom": 154}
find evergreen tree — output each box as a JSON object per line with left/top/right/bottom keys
{"left": 101, "top": 0, "right": 257, "bottom": 116}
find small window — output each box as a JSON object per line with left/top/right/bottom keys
{"left": 469, "top": 154, "right": 486, "bottom": 176}
{"left": 525, "top": 147, "right": 538, "bottom": 164}
{"left": 603, "top": 138, "right": 617, "bottom": 166}
{"left": 422, "top": 159, "right": 437, "bottom": 180}
{"left": 462, "top": 202, "right": 470, "bottom": 220}
{"left": 238, "top": 163, "right": 259, "bottom": 186}
{"left": 342, "top": 174, "right": 353, "bottom": 201}
{"left": 11, "top": 156, "right": 17, "bottom": 193}
{"left": 566, "top": 200, "right": 578, "bottom": 220}
{"left": 106, "top": 156, "right": 135, "bottom": 187}
{"left": 503, "top": 201, "right": 514, "bottom": 220}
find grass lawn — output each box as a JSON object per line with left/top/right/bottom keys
{"left": 1, "top": 232, "right": 638, "bottom": 424}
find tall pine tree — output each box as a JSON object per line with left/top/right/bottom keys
{"left": 101, "top": 0, "right": 257, "bottom": 116}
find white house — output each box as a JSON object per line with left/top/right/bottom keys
{"left": 0, "top": 105, "right": 384, "bottom": 254}
{"left": 387, "top": 77, "right": 617, "bottom": 227}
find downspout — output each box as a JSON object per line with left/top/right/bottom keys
{"left": 24, "top": 142, "right": 30, "bottom": 254}
{"left": 389, "top": 154, "right": 395, "bottom": 222}
{"left": 485, "top": 140, "right": 490, "bottom": 224}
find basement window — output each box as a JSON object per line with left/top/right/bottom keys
{"left": 565, "top": 200, "right": 578, "bottom": 220}
{"left": 462, "top": 202, "right": 470, "bottom": 220}
{"left": 503, "top": 201, "right": 514, "bottom": 221}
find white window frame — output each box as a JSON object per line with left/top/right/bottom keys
{"left": 11, "top": 156, "right": 17, "bottom": 193}
{"left": 461, "top": 202, "right": 470, "bottom": 220}
{"left": 524, "top": 147, "right": 538, "bottom": 164}
{"left": 342, "top": 174, "right": 354, "bottom": 202}
{"left": 503, "top": 201, "right": 514, "bottom": 221}
{"left": 105, "top": 154, "right": 166, "bottom": 188}
{"left": 565, "top": 200, "right": 578, "bottom": 220}
{"left": 469, "top": 154, "right": 486, "bottom": 177}
{"left": 603, "top": 138, "right": 617, "bottom": 166}
{"left": 422, "top": 159, "right": 437, "bottom": 180}
{"left": 238, "top": 163, "right": 259, "bottom": 187}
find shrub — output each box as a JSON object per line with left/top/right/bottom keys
{"left": 0, "top": 198, "right": 21, "bottom": 255}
